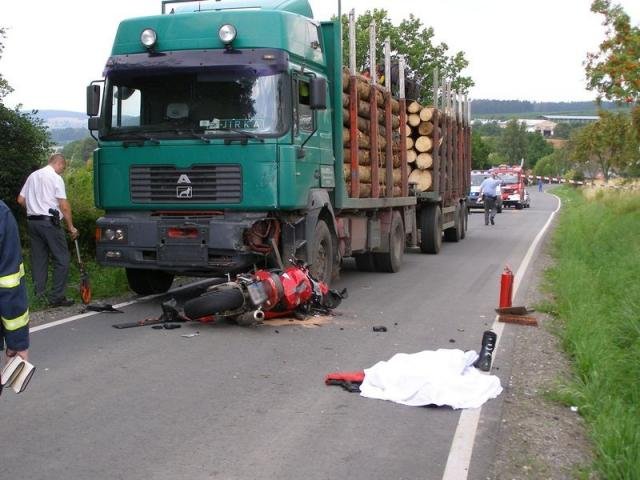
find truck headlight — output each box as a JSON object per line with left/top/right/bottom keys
{"left": 218, "top": 24, "right": 237, "bottom": 45}
{"left": 101, "top": 227, "right": 127, "bottom": 242}
{"left": 140, "top": 28, "right": 157, "bottom": 49}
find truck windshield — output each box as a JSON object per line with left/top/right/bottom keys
{"left": 102, "top": 71, "right": 287, "bottom": 140}
{"left": 501, "top": 174, "right": 519, "bottom": 184}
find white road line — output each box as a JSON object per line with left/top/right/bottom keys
{"left": 30, "top": 278, "right": 217, "bottom": 333}
{"left": 442, "top": 194, "right": 562, "bottom": 480}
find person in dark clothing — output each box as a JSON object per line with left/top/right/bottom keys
{"left": 0, "top": 200, "right": 30, "bottom": 384}
{"left": 17, "top": 153, "right": 79, "bottom": 307}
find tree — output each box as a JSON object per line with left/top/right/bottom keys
{"left": 62, "top": 137, "right": 98, "bottom": 166}
{"left": 496, "top": 119, "right": 527, "bottom": 166}
{"left": 569, "top": 111, "right": 637, "bottom": 181}
{"left": 534, "top": 148, "right": 571, "bottom": 178}
{"left": 553, "top": 123, "right": 575, "bottom": 139}
{"left": 585, "top": 0, "right": 640, "bottom": 139}
{"left": 0, "top": 28, "right": 51, "bottom": 217}
{"left": 341, "top": 10, "right": 473, "bottom": 104}
{"left": 471, "top": 131, "right": 491, "bottom": 169}
{"left": 472, "top": 120, "right": 502, "bottom": 137}
{"left": 526, "top": 132, "right": 554, "bottom": 169}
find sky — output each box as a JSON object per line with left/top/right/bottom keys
{"left": 1, "top": 0, "right": 639, "bottom": 112}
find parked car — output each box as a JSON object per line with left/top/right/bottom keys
{"left": 468, "top": 172, "right": 502, "bottom": 213}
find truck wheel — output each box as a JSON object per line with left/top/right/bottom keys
{"left": 460, "top": 204, "right": 468, "bottom": 239}
{"left": 444, "top": 204, "right": 461, "bottom": 243}
{"left": 308, "top": 220, "right": 333, "bottom": 284}
{"left": 184, "top": 286, "right": 245, "bottom": 319}
{"left": 354, "top": 253, "right": 376, "bottom": 272}
{"left": 125, "top": 268, "right": 174, "bottom": 295}
{"left": 374, "top": 212, "right": 404, "bottom": 273}
{"left": 419, "top": 205, "right": 442, "bottom": 254}
{"left": 515, "top": 203, "right": 524, "bottom": 210}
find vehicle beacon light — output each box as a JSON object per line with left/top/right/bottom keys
{"left": 499, "top": 265, "right": 514, "bottom": 308}
{"left": 218, "top": 24, "right": 237, "bottom": 46}
{"left": 140, "top": 28, "right": 157, "bottom": 50}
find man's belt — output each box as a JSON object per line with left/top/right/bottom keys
{"left": 27, "top": 215, "right": 52, "bottom": 220}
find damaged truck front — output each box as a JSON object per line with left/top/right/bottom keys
{"left": 88, "top": 0, "right": 337, "bottom": 294}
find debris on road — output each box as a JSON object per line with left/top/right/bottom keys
{"left": 181, "top": 332, "right": 200, "bottom": 338}
{"left": 83, "top": 303, "right": 123, "bottom": 313}
{"left": 372, "top": 325, "right": 387, "bottom": 332}
{"left": 112, "top": 298, "right": 188, "bottom": 329}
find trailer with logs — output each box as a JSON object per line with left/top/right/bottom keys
{"left": 86, "top": 0, "right": 471, "bottom": 295}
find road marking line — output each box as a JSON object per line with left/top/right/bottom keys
{"left": 442, "top": 194, "right": 562, "bottom": 480}
{"left": 30, "top": 278, "right": 216, "bottom": 333}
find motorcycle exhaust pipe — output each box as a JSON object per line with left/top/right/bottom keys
{"left": 236, "top": 309, "right": 265, "bottom": 326}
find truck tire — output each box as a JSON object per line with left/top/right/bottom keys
{"left": 184, "top": 286, "right": 245, "bottom": 319}
{"left": 444, "top": 203, "right": 461, "bottom": 242}
{"left": 308, "top": 220, "right": 333, "bottom": 284}
{"left": 354, "top": 253, "right": 376, "bottom": 272}
{"left": 419, "top": 205, "right": 442, "bottom": 254}
{"left": 373, "top": 212, "right": 404, "bottom": 273}
{"left": 125, "top": 268, "right": 174, "bottom": 295}
{"left": 515, "top": 203, "right": 524, "bottom": 210}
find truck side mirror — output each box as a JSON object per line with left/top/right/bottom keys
{"left": 87, "top": 84, "right": 101, "bottom": 117}
{"left": 88, "top": 117, "right": 101, "bottom": 131}
{"left": 309, "top": 77, "right": 327, "bottom": 110}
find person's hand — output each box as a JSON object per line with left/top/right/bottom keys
{"left": 69, "top": 227, "right": 79, "bottom": 240}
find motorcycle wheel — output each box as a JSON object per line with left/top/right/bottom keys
{"left": 184, "top": 286, "right": 245, "bottom": 319}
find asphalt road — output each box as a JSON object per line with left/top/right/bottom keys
{"left": 1, "top": 188, "right": 559, "bottom": 480}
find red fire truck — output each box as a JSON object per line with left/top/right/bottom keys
{"left": 492, "top": 164, "right": 528, "bottom": 210}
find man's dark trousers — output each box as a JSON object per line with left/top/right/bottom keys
{"left": 484, "top": 196, "right": 497, "bottom": 225}
{"left": 27, "top": 219, "right": 69, "bottom": 303}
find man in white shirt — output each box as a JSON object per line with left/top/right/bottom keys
{"left": 478, "top": 172, "right": 503, "bottom": 226}
{"left": 17, "top": 154, "right": 79, "bottom": 307}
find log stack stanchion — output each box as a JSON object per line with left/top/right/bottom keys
{"left": 342, "top": 67, "right": 403, "bottom": 198}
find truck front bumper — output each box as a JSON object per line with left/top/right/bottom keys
{"left": 96, "top": 211, "right": 269, "bottom": 275}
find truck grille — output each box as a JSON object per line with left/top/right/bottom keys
{"left": 130, "top": 165, "right": 242, "bottom": 203}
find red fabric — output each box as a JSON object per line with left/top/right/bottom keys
{"left": 324, "top": 371, "right": 365, "bottom": 384}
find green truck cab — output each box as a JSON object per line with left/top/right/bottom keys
{"left": 87, "top": 0, "right": 468, "bottom": 294}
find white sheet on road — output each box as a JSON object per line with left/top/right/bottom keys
{"left": 360, "top": 349, "right": 503, "bottom": 409}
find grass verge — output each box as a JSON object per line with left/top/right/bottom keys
{"left": 23, "top": 254, "right": 130, "bottom": 311}
{"left": 546, "top": 186, "right": 640, "bottom": 478}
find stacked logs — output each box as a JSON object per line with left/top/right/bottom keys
{"left": 405, "top": 100, "right": 438, "bottom": 192}
{"left": 342, "top": 69, "right": 403, "bottom": 197}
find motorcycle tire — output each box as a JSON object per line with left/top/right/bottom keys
{"left": 184, "top": 286, "right": 245, "bottom": 319}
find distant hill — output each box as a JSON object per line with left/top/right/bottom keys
{"left": 470, "top": 99, "right": 628, "bottom": 118}
{"left": 32, "top": 110, "right": 87, "bottom": 129}
{"left": 22, "top": 110, "right": 89, "bottom": 145}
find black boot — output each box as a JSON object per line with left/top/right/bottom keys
{"left": 474, "top": 330, "right": 498, "bottom": 372}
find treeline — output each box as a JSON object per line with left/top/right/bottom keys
{"left": 471, "top": 99, "right": 621, "bottom": 115}
{"left": 50, "top": 128, "right": 87, "bottom": 145}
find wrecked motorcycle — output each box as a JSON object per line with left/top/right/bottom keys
{"left": 184, "top": 260, "right": 346, "bottom": 326}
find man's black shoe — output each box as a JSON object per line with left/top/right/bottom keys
{"left": 490, "top": 216, "right": 495, "bottom": 225}
{"left": 49, "top": 298, "right": 74, "bottom": 308}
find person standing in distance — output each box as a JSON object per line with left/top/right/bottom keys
{"left": 479, "top": 172, "right": 502, "bottom": 226}
{"left": 0, "top": 199, "right": 30, "bottom": 389}
{"left": 17, "top": 154, "right": 79, "bottom": 307}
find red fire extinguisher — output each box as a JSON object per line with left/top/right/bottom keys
{"left": 499, "top": 266, "right": 514, "bottom": 308}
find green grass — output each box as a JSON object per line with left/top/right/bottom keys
{"left": 546, "top": 186, "right": 640, "bottom": 479}
{"left": 23, "top": 253, "right": 129, "bottom": 311}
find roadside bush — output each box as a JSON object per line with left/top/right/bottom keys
{"left": 65, "top": 160, "right": 102, "bottom": 255}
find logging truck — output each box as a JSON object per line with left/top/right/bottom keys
{"left": 86, "top": 0, "right": 471, "bottom": 295}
